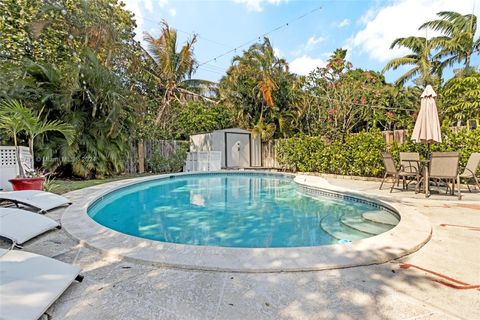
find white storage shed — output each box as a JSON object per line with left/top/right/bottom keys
{"left": 189, "top": 128, "right": 261, "bottom": 168}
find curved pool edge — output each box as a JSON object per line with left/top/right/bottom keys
{"left": 61, "top": 171, "right": 432, "bottom": 273}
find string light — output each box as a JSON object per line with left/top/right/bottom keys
{"left": 197, "top": 5, "right": 323, "bottom": 67}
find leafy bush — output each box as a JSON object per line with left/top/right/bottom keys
{"left": 171, "top": 101, "right": 232, "bottom": 140}
{"left": 146, "top": 142, "right": 188, "bottom": 174}
{"left": 277, "top": 128, "right": 480, "bottom": 177}
{"left": 390, "top": 128, "right": 480, "bottom": 171}
{"left": 277, "top": 130, "right": 386, "bottom": 176}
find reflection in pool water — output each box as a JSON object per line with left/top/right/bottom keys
{"left": 88, "top": 174, "right": 398, "bottom": 248}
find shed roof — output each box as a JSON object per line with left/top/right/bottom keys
{"left": 212, "top": 128, "right": 250, "bottom": 134}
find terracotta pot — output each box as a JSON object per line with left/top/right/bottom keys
{"left": 9, "top": 177, "right": 45, "bottom": 191}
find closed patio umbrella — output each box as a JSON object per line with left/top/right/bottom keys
{"left": 411, "top": 85, "right": 442, "bottom": 156}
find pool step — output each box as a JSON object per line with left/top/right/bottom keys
{"left": 320, "top": 214, "right": 371, "bottom": 242}
{"left": 340, "top": 214, "right": 393, "bottom": 235}
{"left": 362, "top": 210, "right": 399, "bottom": 226}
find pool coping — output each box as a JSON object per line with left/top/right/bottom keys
{"left": 61, "top": 171, "right": 432, "bottom": 273}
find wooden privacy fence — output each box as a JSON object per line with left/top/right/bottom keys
{"left": 126, "top": 140, "right": 183, "bottom": 174}
{"left": 127, "top": 128, "right": 467, "bottom": 172}
{"left": 381, "top": 129, "right": 409, "bottom": 145}
{"left": 378, "top": 126, "right": 466, "bottom": 145}
{"left": 261, "top": 140, "right": 279, "bottom": 168}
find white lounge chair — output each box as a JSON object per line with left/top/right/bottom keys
{"left": 0, "top": 190, "right": 71, "bottom": 213}
{"left": 0, "top": 248, "right": 83, "bottom": 320}
{"left": 0, "top": 208, "right": 60, "bottom": 246}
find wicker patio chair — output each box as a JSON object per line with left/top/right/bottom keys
{"left": 428, "top": 152, "right": 461, "bottom": 200}
{"left": 399, "top": 152, "right": 421, "bottom": 190}
{"left": 459, "top": 152, "right": 480, "bottom": 192}
{"left": 380, "top": 152, "right": 420, "bottom": 193}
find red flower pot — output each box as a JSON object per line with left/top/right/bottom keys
{"left": 9, "top": 177, "right": 45, "bottom": 191}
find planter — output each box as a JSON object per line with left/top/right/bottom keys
{"left": 9, "top": 177, "right": 45, "bottom": 191}
{"left": 1, "top": 146, "right": 33, "bottom": 191}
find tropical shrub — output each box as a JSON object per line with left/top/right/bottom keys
{"left": 390, "top": 128, "right": 480, "bottom": 169}
{"left": 441, "top": 72, "right": 480, "bottom": 125}
{"left": 171, "top": 101, "right": 232, "bottom": 140}
{"left": 219, "top": 37, "right": 298, "bottom": 138}
{"left": 24, "top": 53, "right": 134, "bottom": 178}
{"left": 277, "top": 130, "right": 385, "bottom": 176}
{"left": 146, "top": 142, "right": 188, "bottom": 174}
{"left": 278, "top": 128, "right": 480, "bottom": 177}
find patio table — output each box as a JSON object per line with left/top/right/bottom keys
{"left": 410, "top": 159, "right": 430, "bottom": 197}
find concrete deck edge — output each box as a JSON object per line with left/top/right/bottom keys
{"left": 61, "top": 171, "right": 432, "bottom": 273}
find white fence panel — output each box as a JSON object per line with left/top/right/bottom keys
{"left": 0, "top": 146, "right": 32, "bottom": 191}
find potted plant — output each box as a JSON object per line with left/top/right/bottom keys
{"left": 0, "top": 99, "right": 74, "bottom": 190}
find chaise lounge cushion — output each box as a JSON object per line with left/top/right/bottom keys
{"left": 0, "top": 190, "right": 71, "bottom": 212}
{"left": 0, "top": 248, "right": 81, "bottom": 320}
{"left": 0, "top": 208, "right": 60, "bottom": 245}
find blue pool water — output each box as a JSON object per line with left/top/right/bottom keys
{"left": 88, "top": 173, "right": 399, "bottom": 248}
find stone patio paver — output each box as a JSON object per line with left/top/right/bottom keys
{"left": 1, "top": 176, "right": 479, "bottom": 320}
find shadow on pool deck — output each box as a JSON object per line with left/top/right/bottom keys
{"left": 1, "top": 176, "right": 479, "bottom": 319}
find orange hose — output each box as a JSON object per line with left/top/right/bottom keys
{"left": 439, "top": 224, "right": 480, "bottom": 231}
{"left": 400, "top": 264, "right": 480, "bottom": 290}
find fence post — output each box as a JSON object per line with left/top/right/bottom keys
{"left": 138, "top": 139, "right": 145, "bottom": 174}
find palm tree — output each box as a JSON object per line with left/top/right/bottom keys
{"left": 224, "top": 37, "right": 290, "bottom": 139}
{"left": 382, "top": 36, "right": 440, "bottom": 87}
{"left": 233, "top": 38, "right": 288, "bottom": 109}
{"left": 143, "top": 21, "right": 215, "bottom": 126}
{"left": 0, "top": 99, "right": 75, "bottom": 177}
{"left": 24, "top": 54, "right": 132, "bottom": 178}
{"left": 420, "top": 11, "right": 479, "bottom": 74}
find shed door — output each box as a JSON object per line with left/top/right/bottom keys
{"left": 225, "top": 133, "right": 250, "bottom": 168}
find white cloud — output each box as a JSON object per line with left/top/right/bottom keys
{"left": 234, "top": 0, "right": 289, "bottom": 12}
{"left": 122, "top": 0, "right": 145, "bottom": 42}
{"left": 338, "top": 18, "right": 350, "bottom": 28}
{"left": 142, "top": 0, "right": 153, "bottom": 12}
{"left": 357, "top": 8, "right": 375, "bottom": 26}
{"left": 305, "top": 35, "right": 325, "bottom": 51}
{"left": 139, "top": 0, "right": 168, "bottom": 12}
{"left": 349, "top": 0, "right": 479, "bottom": 62}
{"left": 291, "top": 35, "right": 326, "bottom": 56}
{"left": 289, "top": 55, "right": 326, "bottom": 75}
{"left": 273, "top": 47, "right": 283, "bottom": 58}
{"left": 122, "top": 0, "right": 172, "bottom": 43}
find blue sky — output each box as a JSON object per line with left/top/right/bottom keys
{"left": 123, "top": 0, "right": 480, "bottom": 84}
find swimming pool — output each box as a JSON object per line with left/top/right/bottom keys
{"left": 88, "top": 173, "right": 399, "bottom": 248}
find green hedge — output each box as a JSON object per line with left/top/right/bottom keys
{"left": 277, "top": 130, "right": 386, "bottom": 176}
{"left": 146, "top": 142, "right": 189, "bottom": 174}
{"left": 277, "top": 128, "right": 480, "bottom": 177}
{"left": 390, "top": 128, "right": 480, "bottom": 170}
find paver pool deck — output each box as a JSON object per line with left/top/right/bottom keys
{"left": 1, "top": 175, "right": 479, "bottom": 320}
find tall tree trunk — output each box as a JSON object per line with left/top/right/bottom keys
{"left": 28, "top": 137, "right": 34, "bottom": 158}
{"left": 465, "top": 53, "right": 471, "bottom": 72}
{"left": 155, "top": 87, "right": 173, "bottom": 126}
{"left": 16, "top": 147, "right": 25, "bottom": 178}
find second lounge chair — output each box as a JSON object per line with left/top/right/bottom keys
{"left": 0, "top": 248, "right": 83, "bottom": 320}
{"left": 0, "top": 190, "right": 71, "bottom": 213}
{"left": 0, "top": 208, "right": 60, "bottom": 246}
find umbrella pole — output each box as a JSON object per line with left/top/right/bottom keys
{"left": 427, "top": 144, "right": 431, "bottom": 159}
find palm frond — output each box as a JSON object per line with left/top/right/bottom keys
{"left": 382, "top": 57, "right": 417, "bottom": 72}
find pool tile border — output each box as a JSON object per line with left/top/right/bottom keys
{"left": 61, "top": 171, "right": 432, "bottom": 273}
{"left": 296, "top": 185, "right": 398, "bottom": 216}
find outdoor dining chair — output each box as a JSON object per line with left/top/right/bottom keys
{"left": 380, "top": 152, "right": 421, "bottom": 193}
{"left": 459, "top": 152, "right": 480, "bottom": 192}
{"left": 428, "top": 152, "right": 461, "bottom": 200}
{"left": 399, "top": 152, "right": 421, "bottom": 190}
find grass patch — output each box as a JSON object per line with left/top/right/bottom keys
{"left": 47, "top": 174, "right": 152, "bottom": 194}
